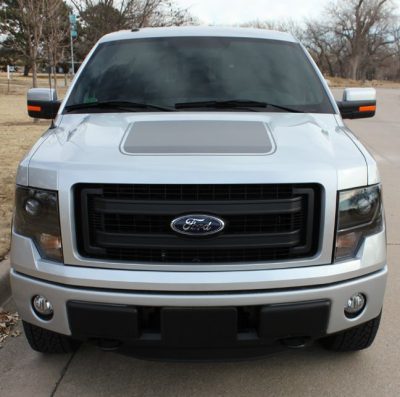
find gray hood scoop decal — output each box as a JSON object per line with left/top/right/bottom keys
{"left": 120, "top": 120, "right": 275, "bottom": 155}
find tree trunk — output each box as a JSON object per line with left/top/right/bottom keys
{"left": 31, "top": 60, "right": 39, "bottom": 123}
{"left": 348, "top": 55, "right": 360, "bottom": 80}
{"left": 52, "top": 69, "right": 58, "bottom": 92}
{"left": 53, "top": 70, "right": 57, "bottom": 91}
{"left": 32, "top": 61, "right": 38, "bottom": 88}
{"left": 23, "top": 64, "right": 30, "bottom": 77}
{"left": 325, "top": 55, "right": 334, "bottom": 77}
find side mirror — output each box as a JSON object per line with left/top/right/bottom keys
{"left": 27, "top": 88, "right": 61, "bottom": 119}
{"left": 337, "top": 88, "right": 376, "bottom": 119}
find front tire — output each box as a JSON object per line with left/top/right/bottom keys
{"left": 320, "top": 313, "right": 382, "bottom": 352}
{"left": 23, "top": 321, "right": 80, "bottom": 354}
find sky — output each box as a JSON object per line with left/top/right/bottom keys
{"left": 174, "top": 0, "right": 400, "bottom": 25}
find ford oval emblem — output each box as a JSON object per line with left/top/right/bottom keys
{"left": 171, "top": 214, "right": 225, "bottom": 236}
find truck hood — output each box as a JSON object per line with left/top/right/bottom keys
{"left": 21, "top": 112, "right": 368, "bottom": 191}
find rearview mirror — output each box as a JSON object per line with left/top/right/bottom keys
{"left": 336, "top": 88, "right": 376, "bottom": 119}
{"left": 27, "top": 88, "right": 61, "bottom": 119}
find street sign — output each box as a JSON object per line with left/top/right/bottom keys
{"left": 69, "top": 13, "right": 77, "bottom": 76}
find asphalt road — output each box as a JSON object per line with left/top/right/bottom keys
{"left": 1, "top": 88, "right": 399, "bottom": 397}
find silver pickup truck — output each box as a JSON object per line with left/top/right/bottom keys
{"left": 11, "top": 27, "right": 386, "bottom": 359}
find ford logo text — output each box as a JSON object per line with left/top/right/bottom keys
{"left": 171, "top": 215, "right": 225, "bottom": 236}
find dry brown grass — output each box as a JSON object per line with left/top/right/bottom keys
{"left": 327, "top": 76, "right": 400, "bottom": 88}
{"left": 0, "top": 73, "right": 68, "bottom": 259}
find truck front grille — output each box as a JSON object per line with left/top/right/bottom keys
{"left": 75, "top": 184, "right": 320, "bottom": 264}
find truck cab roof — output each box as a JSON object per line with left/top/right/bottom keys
{"left": 98, "top": 26, "right": 298, "bottom": 44}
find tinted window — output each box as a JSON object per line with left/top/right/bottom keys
{"left": 66, "top": 37, "right": 334, "bottom": 113}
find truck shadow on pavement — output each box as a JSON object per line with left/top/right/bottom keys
{"left": 48, "top": 342, "right": 368, "bottom": 397}
{"left": 0, "top": 306, "right": 389, "bottom": 397}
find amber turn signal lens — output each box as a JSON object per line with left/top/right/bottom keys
{"left": 336, "top": 232, "right": 359, "bottom": 249}
{"left": 39, "top": 233, "right": 62, "bottom": 250}
{"left": 27, "top": 105, "right": 42, "bottom": 112}
{"left": 38, "top": 233, "right": 63, "bottom": 261}
{"left": 359, "top": 105, "right": 376, "bottom": 112}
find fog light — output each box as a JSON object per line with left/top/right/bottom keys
{"left": 344, "top": 293, "right": 366, "bottom": 318}
{"left": 32, "top": 295, "right": 54, "bottom": 319}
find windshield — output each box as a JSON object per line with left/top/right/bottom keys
{"left": 65, "top": 36, "right": 334, "bottom": 113}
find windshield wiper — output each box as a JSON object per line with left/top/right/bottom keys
{"left": 64, "top": 100, "right": 174, "bottom": 113}
{"left": 175, "top": 100, "right": 304, "bottom": 113}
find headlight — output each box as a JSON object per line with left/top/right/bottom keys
{"left": 14, "top": 186, "right": 63, "bottom": 262}
{"left": 335, "top": 184, "right": 383, "bottom": 261}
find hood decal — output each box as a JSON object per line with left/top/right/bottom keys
{"left": 120, "top": 120, "right": 275, "bottom": 155}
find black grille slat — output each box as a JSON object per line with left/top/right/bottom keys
{"left": 94, "top": 230, "right": 301, "bottom": 249}
{"left": 101, "top": 184, "right": 294, "bottom": 201}
{"left": 92, "top": 197, "right": 303, "bottom": 215}
{"left": 103, "top": 247, "right": 294, "bottom": 263}
{"left": 89, "top": 213, "right": 303, "bottom": 234}
{"left": 75, "top": 184, "right": 320, "bottom": 264}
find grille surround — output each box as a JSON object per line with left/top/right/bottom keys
{"left": 74, "top": 184, "right": 321, "bottom": 264}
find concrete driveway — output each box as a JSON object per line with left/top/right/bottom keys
{"left": 1, "top": 88, "right": 399, "bottom": 397}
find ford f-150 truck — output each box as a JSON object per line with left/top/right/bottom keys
{"left": 11, "top": 27, "right": 387, "bottom": 359}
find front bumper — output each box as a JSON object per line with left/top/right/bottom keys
{"left": 11, "top": 228, "right": 387, "bottom": 354}
{"left": 11, "top": 266, "right": 387, "bottom": 341}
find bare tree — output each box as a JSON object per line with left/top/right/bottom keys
{"left": 241, "top": 19, "right": 304, "bottom": 40}
{"left": 140, "top": 1, "right": 195, "bottom": 27}
{"left": 390, "top": 25, "right": 400, "bottom": 79}
{"left": 15, "top": 0, "right": 47, "bottom": 87}
{"left": 327, "top": 0, "right": 396, "bottom": 79}
{"left": 243, "top": 1, "right": 400, "bottom": 81}
{"left": 43, "top": 0, "right": 70, "bottom": 89}
{"left": 303, "top": 20, "right": 348, "bottom": 77}
{"left": 0, "top": 0, "right": 46, "bottom": 86}
{"left": 129, "top": 0, "right": 165, "bottom": 27}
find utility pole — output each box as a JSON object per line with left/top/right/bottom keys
{"left": 69, "top": 13, "right": 78, "bottom": 76}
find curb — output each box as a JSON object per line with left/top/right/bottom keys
{"left": 0, "top": 258, "right": 11, "bottom": 306}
